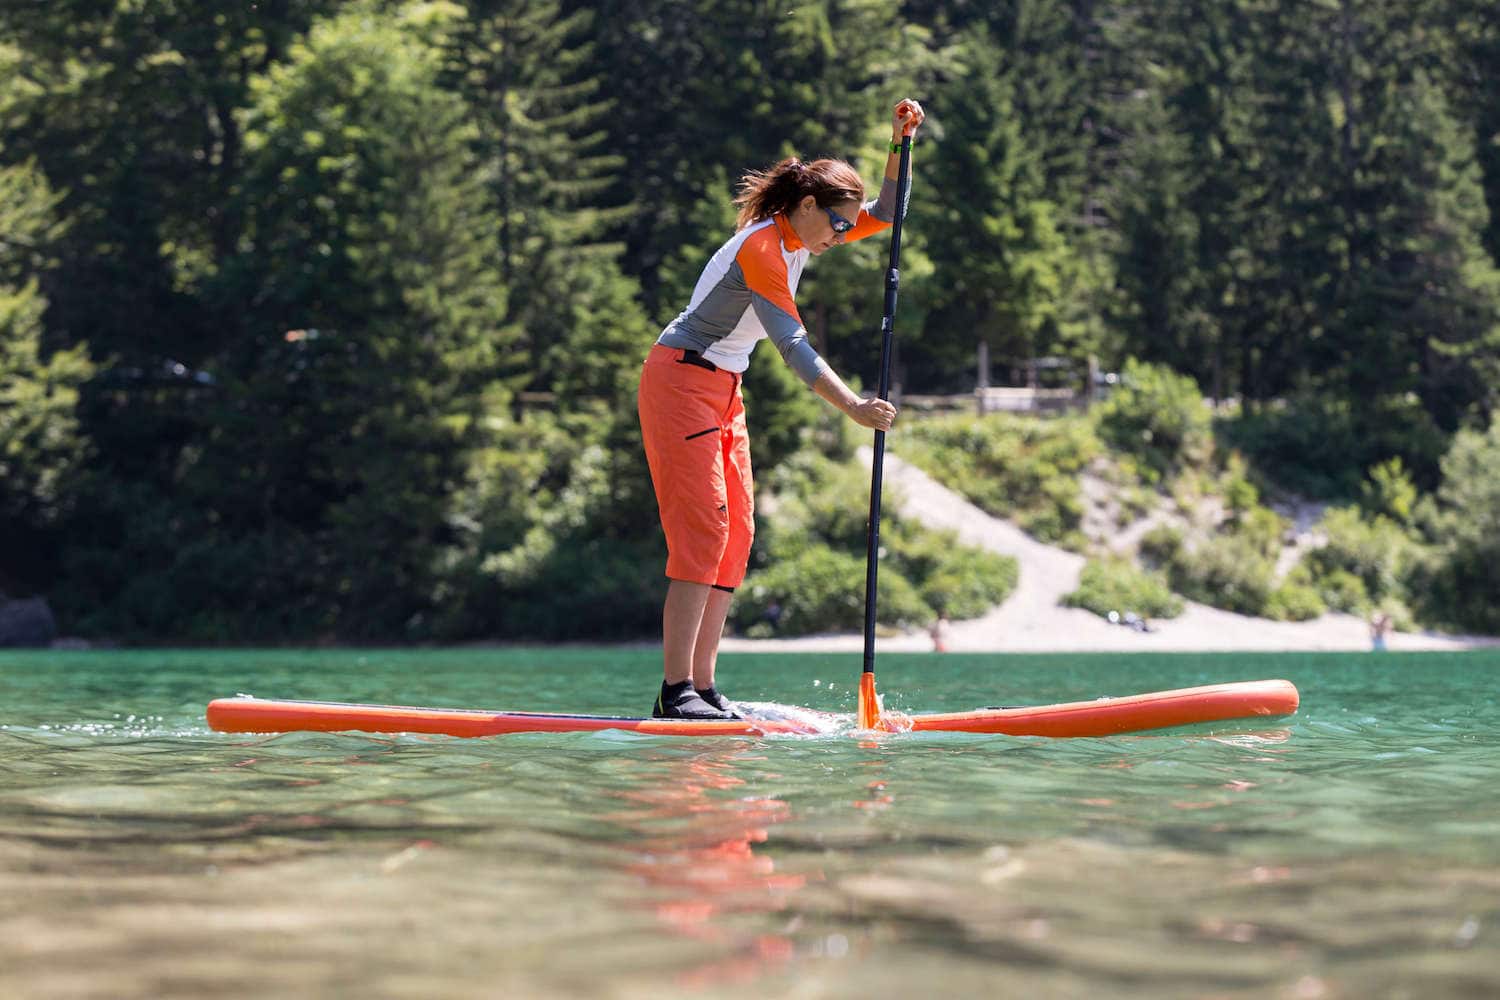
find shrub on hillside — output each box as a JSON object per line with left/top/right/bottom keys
{"left": 1167, "top": 534, "right": 1277, "bottom": 616}
{"left": 732, "top": 545, "right": 931, "bottom": 637}
{"left": 1264, "top": 566, "right": 1327, "bottom": 622}
{"left": 1409, "top": 417, "right": 1500, "bottom": 634}
{"left": 1138, "top": 524, "right": 1184, "bottom": 568}
{"left": 741, "top": 455, "right": 1019, "bottom": 636}
{"left": 1361, "top": 458, "right": 1418, "bottom": 525}
{"left": 1315, "top": 567, "right": 1371, "bottom": 613}
{"left": 1218, "top": 451, "right": 1260, "bottom": 515}
{"left": 1064, "top": 558, "right": 1183, "bottom": 620}
{"left": 900, "top": 412, "right": 1099, "bottom": 543}
{"left": 1092, "top": 359, "right": 1213, "bottom": 483}
{"left": 1303, "top": 506, "right": 1411, "bottom": 605}
{"left": 1217, "top": 394, "right": 1447, "bottom": 501}
{"left": 911, "top": 546, "right": 1020, "bottom": 620}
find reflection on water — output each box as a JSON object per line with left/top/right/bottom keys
{"left": 605, "top": 750, "right": 808, "bottom": 989}
{"left": 1, "top": 649, "right": 1499, "bottom": 998}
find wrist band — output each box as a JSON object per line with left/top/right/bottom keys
{"left": 888, "top": 141, "right": 902, "bottom": 154}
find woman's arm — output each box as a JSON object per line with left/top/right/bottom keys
{"left": 848, "top": 98, "right": 926, "bottom": 240}
{"left": 883, "top": 99, "right": 925, "bottom": 183}
{"left": 813, "top": 368, "right": 897, "bottom": 431}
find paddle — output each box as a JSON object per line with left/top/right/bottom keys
{"left": 859, "top": 105, "right": 917, "bottom": 731}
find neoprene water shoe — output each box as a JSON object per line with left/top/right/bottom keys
{"left": 695, "top": 685, "right": 743, "bottom": 719}
{"left": 653, "top": 679, "right": 732, "bottom": 720}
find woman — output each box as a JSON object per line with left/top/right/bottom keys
{"left": 638, "top": 98, "right": 926, "bottom": 719}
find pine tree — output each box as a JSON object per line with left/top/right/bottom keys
{"left": 186, "top": 4, "right": 514, "bottom": 638}
{"left": 911, "top": 26, "right": 1089, "bottom": 390}
{"left": 0, "top": 161, "right": 94, "bottom": 591}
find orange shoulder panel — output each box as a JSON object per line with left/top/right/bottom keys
{"left": 736, "top": 225, "right": 803, "bottom": 323}
{"left": 844, "top": 207, "right": 893, "bottom": 244}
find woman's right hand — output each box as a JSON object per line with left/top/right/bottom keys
{"left": 892, "top": 99, "right": 925, "bottom": 139}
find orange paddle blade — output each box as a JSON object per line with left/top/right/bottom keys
{"left": 857, "top": 672, "right": 881, "bottom": 730}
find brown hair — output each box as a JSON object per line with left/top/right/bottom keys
{"left": 733, "top": 157, "right": 865, "bottom": 230}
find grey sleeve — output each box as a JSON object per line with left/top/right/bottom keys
{"left": 750, "top": 293, "right": 830, "bottom": 388}
{"left": 866, "top": 176, "right": 908, "bottom": 224}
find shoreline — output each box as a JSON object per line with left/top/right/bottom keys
{"left": 721, "top": 451, "right": 1498, "bottom": 655}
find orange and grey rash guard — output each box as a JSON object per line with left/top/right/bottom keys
{"left": 656, "top": 177, "right": 906, "bottom": 386}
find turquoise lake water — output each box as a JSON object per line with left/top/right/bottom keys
{"left": 2, "top": 648, "right": 1497, "bottom": 998}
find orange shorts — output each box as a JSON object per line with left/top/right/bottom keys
{"left": 637, "top": 344, "right": 754, "bottom": 588}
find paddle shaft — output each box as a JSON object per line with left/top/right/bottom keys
{"left": 862, "top": 133, "right": 914, "bottom": 675}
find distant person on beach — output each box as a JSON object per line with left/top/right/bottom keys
{"left": 638, "top": 99, "right": 926, "bottom": 719}
{"left": 930, "top": 613, "right": 951, "bottom": 653}
{"left": 1370, "top": 611, "right": 1392, "bottom": 652}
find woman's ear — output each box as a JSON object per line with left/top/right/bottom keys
{"left": 799, "top": 194, "right": 817, "bottom": 215}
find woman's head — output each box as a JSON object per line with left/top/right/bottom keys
{"left": 734, "top": 157, "right": 864, "bottom": 254}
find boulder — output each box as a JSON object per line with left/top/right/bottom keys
{"left": 0, "top": 596, "right": 58, "bottom": 647}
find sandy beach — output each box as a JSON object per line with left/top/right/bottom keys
{"left": 721, "top": 451, "right": 1495, "bottom": 655}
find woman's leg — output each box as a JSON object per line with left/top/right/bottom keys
{"left": 662, "top": 579, "right": 712, "bottom": 684}
{"left": 691, "top": 587, "right": 735, "bottom": 689}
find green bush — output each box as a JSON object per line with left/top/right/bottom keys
{"left": 900, "top": 411, "right": 1099, "bottom": 543}
{"left": 1167, "top": 534, "right": 1276, "bottom": 616}
{"left": 1316, "top": 567, "right": 1371, "bottom": 613}
{"left": 740, "top": 454, "right": 1019, "bottom": 635}
{"left": 1218, "top": 451, "right": 1260, "bottom": 514}
{"left": 1264, "top": 566, "right": 1327, "bottom": 621}
{"left": 1217, "top": 394, "right": 1448, "bottom": 501}
{"left": 1409, "top": 416, "right": 1500, "bottom": 634}
{"left": 1232, "top": 506, "right": 1289, "bottom": 561}
{"left": 1304, "top": 506, "right": 1411, "bottom": 604}
{"left": 906, "top": 543, "right": 1019, "bottom": 619}
{"left": 1064, "top": 558, "right": 1184, "bottom": 620}
{"left": 733, "top": 545, "right": 932, "bottom": 636}
{"left": 1138, "top": 525, "right": 1184, "bottom": 568}
{"left": 1361, "top": 457, "right": 1418, "bottom": 525}
{"left": 1092, "top": 359, "right": 1213, "bottom": 482}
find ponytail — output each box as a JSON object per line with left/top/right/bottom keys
{"left": 733, "top": 156, "right": 865, "bottom": 230}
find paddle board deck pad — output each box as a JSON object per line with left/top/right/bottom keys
{"left": 207, "top": 679, "right": 1298, "bottom": 739}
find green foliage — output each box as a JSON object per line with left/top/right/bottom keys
{"left": 0, "top": 281, "right": 94, "bottom": 528}
{"left": 1146, "top": 496, "right": 1298, "bottom": 618}
{"left": 736, "top": 454, "right": 1017, "bottom": 636}
{"left": 1166, "top": 534, "right": 1276, "bottom": 617}
{"left": 733, "top": 545, "right": 931, "bottom": 638}
{"left": 1112, "top": 2, "right": 1500, "bottom": 468}
{"left": 890, "top": 529, "right": 1018, "bottom": 621}
{"left": 1361, "top": 458, "right": 1419, "bottom": 526}
{"left": 1264, "top": 572, "right": 1327, "bottom": 623}
{"left": 1138, "top": 525, "right": 1184, "bottom": 568}
{"left": 900, "top": 411, "right": 1099, "bottom": 542}
{"left": 1092, "top": 360, "right": 1213, "bottom": 483}
{"left": 911, "top": 25, "right": 1098, "bottom": 390}
{"left": 1220, "top": 393, "right": 1450, "bottom": 500}
{"left": 4, "top": 0, "right": 1500, "bottom": 641}
{"left": 1410, "top": 415, "right": 1500, "bottom": 633}
{"left": 0, "top": 161, "right": 93, "bottom": 591}
{"left": 1316, "top": 568, "right": 1371, "bottom": 615}
{"left": 1218, "top": 451, "right": 1260, "bottom": 515}
{"left": 1064, "top": 558, "right": 1183, "bottom": 621}
{"left": 1303, "top": 506, "right": 1412, "bottom": 609}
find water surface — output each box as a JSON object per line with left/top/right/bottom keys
{"left": 2, "top": 649, "right": 1497, "bottom": 998}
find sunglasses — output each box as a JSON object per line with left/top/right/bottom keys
{"left": 822, "top": 205, "right": 856, "bottom": 234}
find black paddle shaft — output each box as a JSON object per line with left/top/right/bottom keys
{"left": 862, "top": 134, "right": 914, "bottom": 675}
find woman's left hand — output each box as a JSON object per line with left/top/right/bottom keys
{"left": 892, "top": 99, "right": 925, "bottom": 140}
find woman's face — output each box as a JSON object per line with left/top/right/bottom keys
{"left": 794, "top": 195, "right": 862, "bottom": 255}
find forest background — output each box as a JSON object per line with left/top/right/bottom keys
{"left": 3, "top": 0, "right": 1498, "bottom": 644}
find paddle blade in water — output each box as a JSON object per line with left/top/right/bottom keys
{"left": 858, "top": 672, "right": 881, "bottom": 730}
